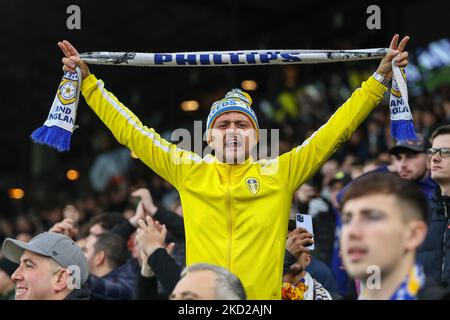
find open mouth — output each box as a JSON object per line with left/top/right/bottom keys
{"left": 225, "top": 139, "right": 242, "bottom": 148}
{"left": 347, "top": 247, "right": 368, "bottom": 263}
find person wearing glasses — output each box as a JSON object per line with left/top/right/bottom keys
{"left": 418, "top": 124, "right": 450, "bottom": 284}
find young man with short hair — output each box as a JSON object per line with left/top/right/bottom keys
{"left": 341, "top": 173, "right": 429, "bottom": 299}
{"left": 419, "top": 124, "right": 450, "bottom": 283}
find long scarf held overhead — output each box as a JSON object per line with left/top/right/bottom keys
{"left": 32, "top": 48, "right": 415, "bottom": 152}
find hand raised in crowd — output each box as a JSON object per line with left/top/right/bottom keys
{"left": 376, "top": 34, "right": 409, "bottom": 80}
{"left": 285, "top": 227, "right": 314, "bottom": 259}
{"left": 137, "top": 228, "right": 175, "bottom": 278}
{"left": 49, "top": 218, "right": 78, "bottom": 239}
{"left": 63, "top": 205, "right": 80, "bottom": 225}
{"left": 58, "top": 40, "right": 91, "bottom": 79}
{"left": 135, "top": 216, "right": 174, "bottom": 257}
{"left": 129, "top": 188, "right": 159, "bottom": 227}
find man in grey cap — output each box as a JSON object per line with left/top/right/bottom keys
{"left": 2, "top": 232, "right": 90, "bottom": 300}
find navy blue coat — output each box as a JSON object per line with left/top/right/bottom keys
{"left": 88, "top": 258, "right": 139, "bottom": 300}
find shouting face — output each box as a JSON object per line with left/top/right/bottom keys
{"left": 209, "top": 112, "right": 257, "bottom": 164}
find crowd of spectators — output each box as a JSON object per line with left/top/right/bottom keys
{"left": 1, "top": 45, "right": 450, "bottom": 300}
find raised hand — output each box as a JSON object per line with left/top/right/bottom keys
{"left": 129, "top": 188, "right": 159, "bottom": 227}
{"left": 135, "top": 216, "right": 166, "bottom": 256}
{"left": 285, "top": 227, "right": 314, "bottom": 259}
{"left": 376, "top": 34, "right": 410, "bottom": 80}
{"left": 131, "top": 188, "right": 158, "bottom": 216}
{"left": 49, "top": 218, "right": 78, "bottom": 239}
{"left": 58, "top": 40, "right": 91, "bottom": 79}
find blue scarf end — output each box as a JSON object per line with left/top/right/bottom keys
{"left": 30, "top": 125, "right": 72, "bottom": 152}
{"left": 391, "top": 119, "right": 417, "bottom": 142}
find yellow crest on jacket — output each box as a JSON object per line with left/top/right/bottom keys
{"left": 245, "top": 177, "right": 260, "bottom": 195}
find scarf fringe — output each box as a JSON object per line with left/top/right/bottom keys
{"left": 31, "top": 125, "right": 72, "bottom": 152}
{"left": 390, "top": 119, "right": 417, "bottom": 142}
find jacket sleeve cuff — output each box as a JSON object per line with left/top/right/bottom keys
{"left": 81, "top": 74, "right": 99, "bottom": 93}
{"left": 367, "top": 75, "right": 389, "bottom": 96}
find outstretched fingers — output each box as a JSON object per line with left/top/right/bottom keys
{"left": 389, "top": 34, "right": 400, "bottom": 50}
{"left": 397, "top": 36, "right": 410, "bottom": 53}
{"left": 58, "top": 42, "right": 71, "bottom": 58}
{"left": 63, "top": 40, "right": 79, "bottom": 56}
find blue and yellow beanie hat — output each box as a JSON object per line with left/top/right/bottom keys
{"left": 206, "top": 89, "right": 259, "bottom": 142}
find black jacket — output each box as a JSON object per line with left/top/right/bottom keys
{"left": 417, "top": 192, "right": 450, "bottom": 283}
{"left": 63, "top": 287, "right": 91, "bottom": 300}
{"left": 133, "top": 248, "right": 182, "bottom": 300}
{"left": 133, "top": 274, "right": 160, "bottom": 300}
{"left": 418, "top": 279, "right": 450, "bottom": 300}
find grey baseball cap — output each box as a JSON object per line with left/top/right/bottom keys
{"left": 2, "top": 232, "right": 89, "bottom": 284}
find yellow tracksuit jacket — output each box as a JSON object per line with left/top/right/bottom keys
{"left": 81, "top": 74, "right": 387, "bottom": 299}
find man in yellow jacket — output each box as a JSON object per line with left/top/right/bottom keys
{"left": 59, "top": 35, "right": 409, "bottom": 299}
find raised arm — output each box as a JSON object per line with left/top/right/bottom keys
{"left": 59, "top": 40, "right": 200, "bottom": 189}
{"left": 278, "top": 34, "right": 409, "bottom": 192}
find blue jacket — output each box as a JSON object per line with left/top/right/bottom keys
{"left": 88, "top": 258, "right": 139, "bottom": 300}
{"left": 417, "top": 192, "right": 450, "bottom": 283}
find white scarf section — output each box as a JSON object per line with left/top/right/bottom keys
{"left": 33, "top": 47, "right": 415, "bottom": 152}
{"left": 79, "top": 48, "right": 388, "bottom": 66}
{"left": 80, "top": 48, "right": 415, "bottom": 142}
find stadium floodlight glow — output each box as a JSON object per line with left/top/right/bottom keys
{"left": 241, "top": 80, "right": 258, "bottom": 91}
{"left": 66, "top": 169, "right": 80, "bottom": 181}
{"left": 181, "top": 100, "right": 200, "bottom": 112}
{"left": 8, "top": 188, "right": 24, "bottom": 200}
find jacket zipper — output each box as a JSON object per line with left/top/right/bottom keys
{"left": 442, "top": 198, "right": 449, "bottom": 282}
{"left": 226, "top": 166, "right": 232, "bottom": 269}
